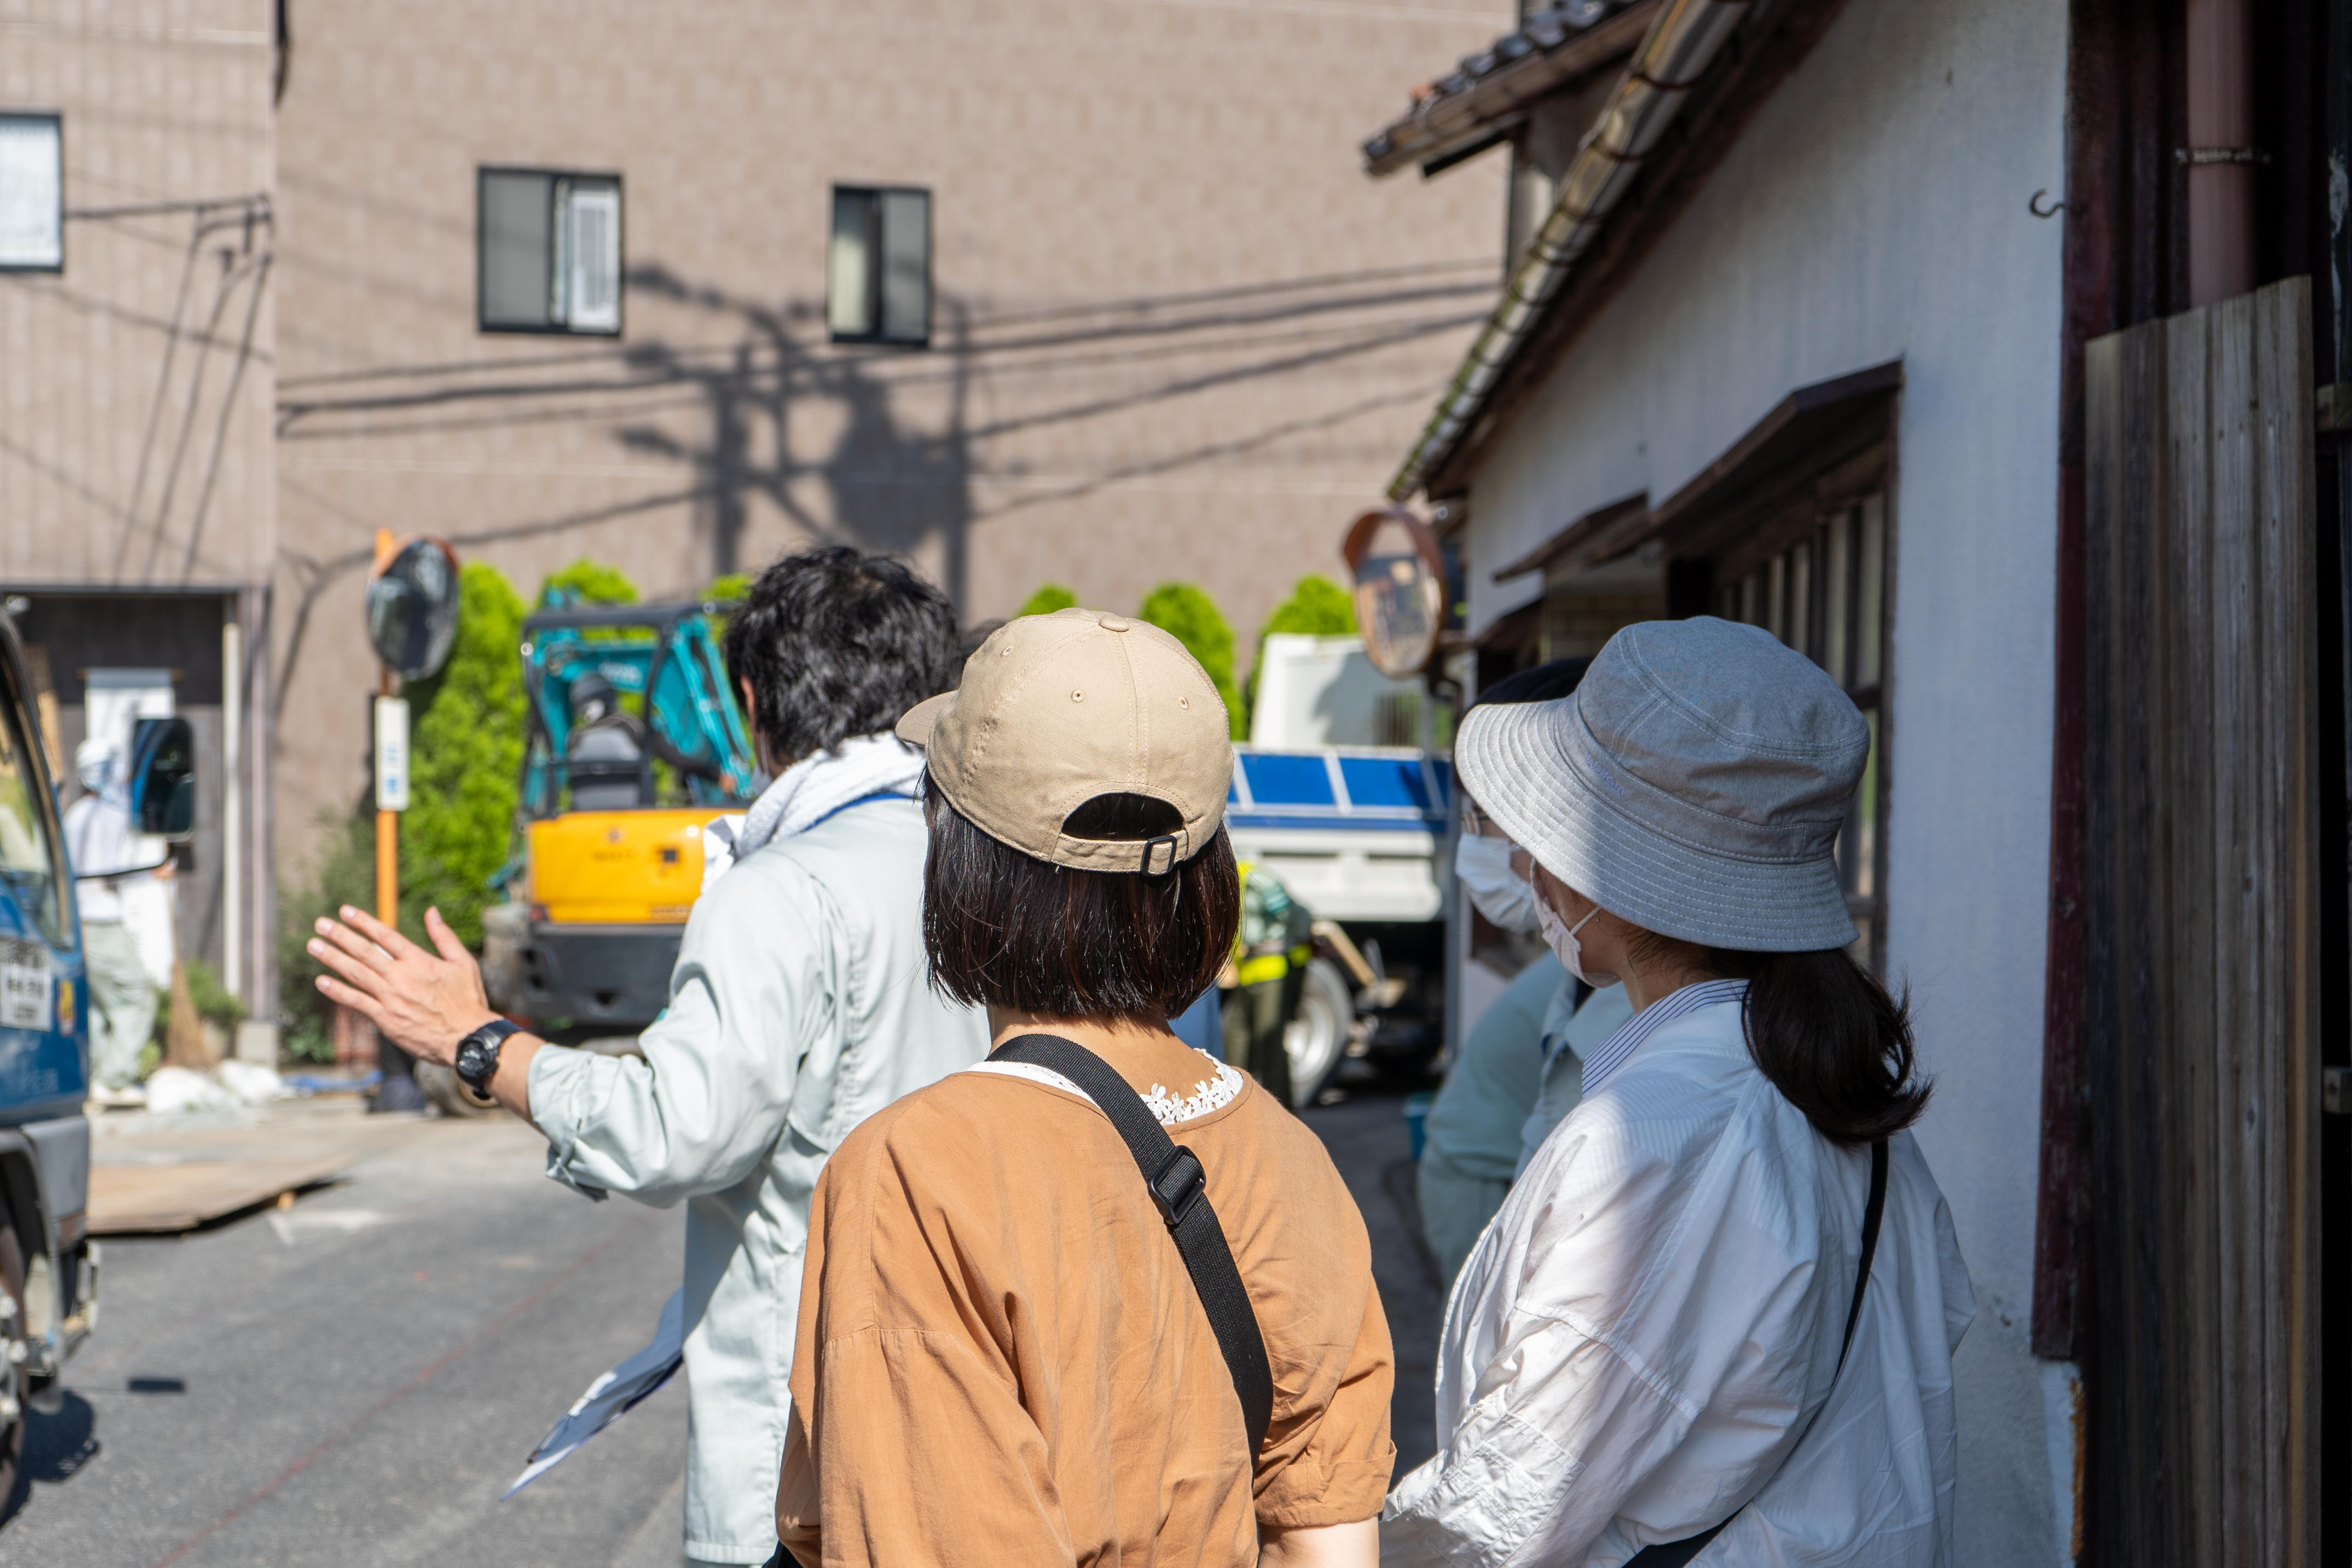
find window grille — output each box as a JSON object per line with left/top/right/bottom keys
{"left": 1714, "top": 492, "right": 1890, "bottom": 968}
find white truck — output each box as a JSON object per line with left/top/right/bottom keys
{"left": 1229, "top": 634, "right": 1451, "bottom": 1099}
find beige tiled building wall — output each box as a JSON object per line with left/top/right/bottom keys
{"left": 0, "top": 1, "right": 278, "bottom": 586}
{"left": 0, "top": 3, "right": 279, "bottom": 1000}
{"left": 271, "top": 0, "right": 1507, "bottom": 866}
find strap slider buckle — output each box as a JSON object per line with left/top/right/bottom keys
{"left": 1149, "top": 1146, "right": 1206, "bottom": 1227}
{"left": 1141, "top": 834, "right": 1178, "bottom": 875}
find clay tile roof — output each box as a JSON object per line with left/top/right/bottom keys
{"left": 1360, "top": 0, "right": 1659, "bottom": 179}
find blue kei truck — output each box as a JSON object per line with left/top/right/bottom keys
{"left": 0, "top": 611, "right": 194, "bottom": 1491}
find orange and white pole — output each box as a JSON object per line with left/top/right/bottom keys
{"left": 371, "top": 528, "right": 402, "bottom": 926}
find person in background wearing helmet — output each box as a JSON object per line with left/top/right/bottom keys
{"left": 62, "top": 737, "right": 169, "bottom": 1107}
{"left": 306, "top": 548, "right": 992, "bottom": 1568}
{"left": 1385, "top": 618, "right": 1974, "bottom": 1566}
{"left": 777, "top": 608, "right": 1393, "bottom": 1568}
{"left": 1222, "top": 858, "right": 1313, "bottom": 1107}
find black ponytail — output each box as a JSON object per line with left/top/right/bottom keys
{"left": 1626, "top": 933, "right": 1930, "bottom": 1145}
{"left": 1720, "top": 948, "right": 1929, "bottom": 1145}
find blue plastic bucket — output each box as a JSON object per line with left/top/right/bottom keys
{"left": 1403, "top": 1092, "right": 1434, "bottom": 1162}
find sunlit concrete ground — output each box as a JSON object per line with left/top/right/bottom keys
{"left": 0, "top": 1082, "right": 1440, "bottom": 1566}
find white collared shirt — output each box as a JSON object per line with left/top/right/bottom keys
{"left": 1385, "top": 984, "right": 1976, "bottom": 1566}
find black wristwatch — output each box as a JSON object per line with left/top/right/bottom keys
{"left": 453, "top": 1018, "right": 523, "bottom": 1095}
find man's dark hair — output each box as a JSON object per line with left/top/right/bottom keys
{"left": 922, "top": 778, "right": 1240, "bottom": 1022}
{"left": 720, "top": 547, "right": 960, "bottom": 766}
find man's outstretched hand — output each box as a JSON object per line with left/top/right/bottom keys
{"left": 308, "top": 905, "right": 498, "bottom": 1067}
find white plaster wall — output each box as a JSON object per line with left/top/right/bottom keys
{"left": 1456, "top": 0, "right": 2069, "bottom": 1555}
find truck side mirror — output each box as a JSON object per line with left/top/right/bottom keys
{"left": 128, "top": 716, "right": 197, "bottom": 840}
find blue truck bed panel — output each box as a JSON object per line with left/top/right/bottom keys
{"left": 1226, "top": 746, "right": 1449, "bottom": 832}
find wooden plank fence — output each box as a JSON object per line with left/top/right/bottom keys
{"left": 2081, "top": 275, "right": 2320, "bottom": 1566}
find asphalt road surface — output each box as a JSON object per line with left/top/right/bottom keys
{"left": 0, "top": 1085, "right": 1441, "bottom": 1567}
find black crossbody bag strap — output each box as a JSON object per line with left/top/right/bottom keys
{"left": 990, "top": 1034, "right": 1275, "bottom": 1453}
{"left": 1625, "top": 1139, "right": 1890, "bottom": 1568}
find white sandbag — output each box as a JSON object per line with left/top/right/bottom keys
{"left": 215, "top": 1059, "right": 290, "bottom": 1106}
{"left": 143, "top": 1065, "right": 233, "bottom": 1115}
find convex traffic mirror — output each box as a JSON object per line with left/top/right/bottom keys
{"left": 366, "top": 537, "right": 461, "bottom": 681}
{"left": 128, "top": 716, "right": 196, "bottom": 840}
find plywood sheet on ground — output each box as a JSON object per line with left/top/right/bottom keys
{"left": 90, "top": 1156, "right": 355, "bottom": 1234}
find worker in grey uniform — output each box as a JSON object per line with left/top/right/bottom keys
{"left": 1418, "top": 660, "right": 1591, "bottom": 1284}
{"left": 307, "top": 547, "right": 991, "bottom": 1568}
{"left": 62, "top": 737, "right": 168, "bottom": 1105}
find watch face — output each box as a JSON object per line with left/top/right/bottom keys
{"left": 456, "top": 1035, "right": 493, "bottom": 1090}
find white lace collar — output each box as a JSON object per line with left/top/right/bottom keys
{"left": 963, "top": 1049, "right": 1246, "bottom": 1126}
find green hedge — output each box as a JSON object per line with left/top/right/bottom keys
{"left": 540, "top": 558, "right": 640, "bottom": 608}
{"left": 1138, "top": 583, "right": 1243, "bottom": 739}
{"left": 1243, "top": 576, "right": 1356, "bottom": 730}
{"left": 403, "top": 562, "right": 529, "bottom": 949}
{"left": 1017, "top": 583, "right": 1078, "bottom": 617}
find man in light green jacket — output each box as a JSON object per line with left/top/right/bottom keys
{"left": 308, "top": 548, "right": 991, "bottom": 1566}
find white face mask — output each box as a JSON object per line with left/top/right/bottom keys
{"left": 1535, "top": 884, "right": 1620, "bottom": 987}
{"left": 1454, "top": 833, "right": 1541, "bottom": 934}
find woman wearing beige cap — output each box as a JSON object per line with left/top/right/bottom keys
{"left": 1385, "top": 617, "right": 1975, "bottom": 1568}
{"left": 775, "top": 608, "right": 1394, "bottom": 1567}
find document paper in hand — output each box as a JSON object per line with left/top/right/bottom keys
{"left": 503, "top": 1289, "right": 684, "bottom": 1499}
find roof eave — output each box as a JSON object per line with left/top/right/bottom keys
{"left": 1387, "top": 0, "right": 1854, "bottom": 502}
{"left": 1360, "top": 0, "right": 1663, "bottom": 179}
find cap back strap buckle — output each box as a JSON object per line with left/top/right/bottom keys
{"left": 1141, "top": 833, "right": 1178, "bottom": 875}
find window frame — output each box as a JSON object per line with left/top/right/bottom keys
{"left": 0, "top": 110, "right": 65, "bottom": 276}
{"left": 1690, "top": 442, "right": 1895, "bottom": 973}
{"left": 826, "top": 183, "right": 932, "bottom": 348}
{"left": 475, "top": 164, "right": 626, "bottom": 338}
{"left": 0, "top": 638, "right": 75, "bottom": 951}
{"left": 1631, "top": 365, "right": 1901, "bottom": 973}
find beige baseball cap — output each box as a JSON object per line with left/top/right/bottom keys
{"left": 895, "top": 607, "right": 1233, "bottom": 874}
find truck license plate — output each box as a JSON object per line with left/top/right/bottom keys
{"left": 0, "top": 938, "right": 53, "bottom": 1031}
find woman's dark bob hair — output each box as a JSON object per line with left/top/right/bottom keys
{"left": 922, "top": 778, "right": 1240, "bottom": 1022}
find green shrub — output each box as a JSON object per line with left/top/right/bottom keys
{"left": 277, "top": 562, "right": 535, "bottom": 1063}
{"left": 539, "top": 559, "right": 639, "bottom": 608}
{"left": 1244, "top": 576, "right": 1357, "bottom": 732}
{"left": 701, "top": 572, "right": 752, "bottom": 656}
{"left": 403, "top": 563, "right": 528, "bottom": 948}
{"left": 150, "top": 955, "right": 249, "bottom": 1067}
{"left": 185, "top": 957, "right": 246, "bottom": 1031}
{"left": 1257, "top": 575, "right": 1357, "bottom": 641}
{"left": 276, "top": 809, "right": 387, "bottom": 1063}
{"left": 1017, "top": 583, "right": 1078, "bottom": 617}
{"left": 1138, "top": 583, "right": 1243, "bottom": 739}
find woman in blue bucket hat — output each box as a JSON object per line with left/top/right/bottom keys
{"left": 1385, "top": 617, "right": 1975, "bottom": 1568}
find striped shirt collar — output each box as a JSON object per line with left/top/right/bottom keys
{"left": 1579, "top": 978, "right": 1750, "bottom": 1094}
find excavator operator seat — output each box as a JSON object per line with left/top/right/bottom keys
{"left": 564, "top": 671, "right": 654, "bottom": 810}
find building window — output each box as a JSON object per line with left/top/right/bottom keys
{"left": 478, "top": 168, "right": 622, "bottom": 335}
{"left": 828, "top": 186, "right": 929, "bottom": 345}
{"left": 0, "top": 112, "right": 64, "bottom": 272}
{"left": 1712, "top": 489, "right": 1890, "bottom": 968}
